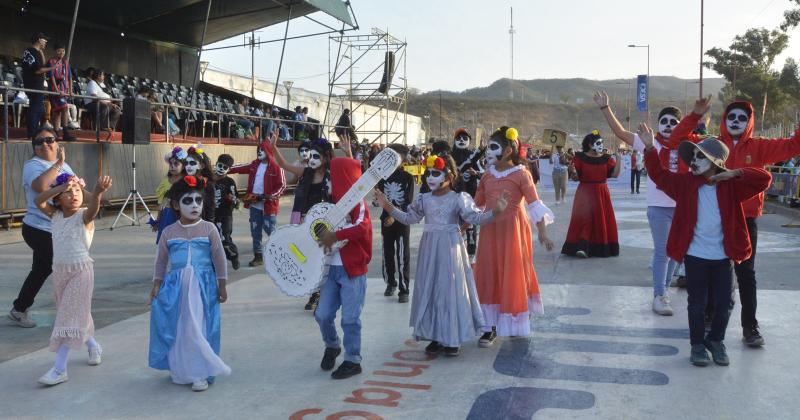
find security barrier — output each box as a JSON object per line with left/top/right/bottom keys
{"left": 765, "top": 165, "right": 800, "bottom": 202}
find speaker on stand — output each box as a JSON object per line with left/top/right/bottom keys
{"left": 111, "top": 97, "right": 155, "bottom": 230}
{"left": 378, "top": 51, "right": 396, "bottom": 94}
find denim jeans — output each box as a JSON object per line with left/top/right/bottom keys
{"left": 248, "top": 206, "right": 277, "bottom": 255}
{"left": 647, "top": 206, "right": 678, "bottom": 297}
{"left": 26, "top": 93, "right": 45, "bottom": 138}
{"left": 314, "top": 265, "right": 367, "bottom": 363}
{"left": 684, "top": 255, "right": 734, "bottom": 345}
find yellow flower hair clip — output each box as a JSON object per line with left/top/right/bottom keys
{"left": 506, "top": 127, "right": 519, "bottom": 142}
{"left": 591, "top": 129, "right": 600, "bottom": 136}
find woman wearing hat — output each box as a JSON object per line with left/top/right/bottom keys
{"left": 639, "top": 123, "right": 771, "bottom": 367}
{"left": 561, "top": 130, "right": 621, "bottom": 258}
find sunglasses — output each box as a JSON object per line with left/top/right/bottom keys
{"left": 660, "top": 118, "right": 678, "bottom": 126}
{"left": 727, "top": 113, "right": 748, "bottom": 123}
{"left": 180, "top": 196, "right": 203, "bottom": 205}
{"left": 33, "top": 137, "right": 57, "bottom": 146}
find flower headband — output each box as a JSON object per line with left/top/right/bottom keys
{"left": 494, "top": 127, "right": 519, "bottom": 142}
{"left": 183, "top": 175, "right": 205, "bottom": 188}
{"left": 187, "top": 145, "right": 204, "bottom": 156}
{"left": 425, "top": 156, "right": 446, "bottom": 171}
{"left": 591, "top": 129, "right": 600, "bottom": 136}
{"left": 50, "top": 173, "right": 86, "bottom": 189}
{"left": 165, "top": 146, "right": 188, "bottom": 163}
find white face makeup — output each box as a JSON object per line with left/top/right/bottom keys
{"left": 591, "top": 138, "right": 604, "bottom": 154}
{"left": 658, "top": 114, "right": 679, "bottom": 139}
{"left": 486, "top": 141, "right": 503, "bottom": 166}
{"left": 257, "top": 149, "right": 267, "bottom": 161}
{"left": 426, "top": 169, "right": 446, "bottom": 191}
{"left": 308, "top": 151, "right": 323, "bottom": 169}
{"left": 454, "top": 135, "right": 470, "bottom": 150}
{"left": 299, "top": 147, "right": 311, "bottom": 161}
{"left": 179, "top": 191, "right": 203, "bottom": 220}
{"left": 726, "top": 109, "right": 749, "bottom": 136}
{"left": 214, "top": 162, "right": 229, "bottom": 176}
{"left": 168, "top": 158, "right": 183, "bottom": 176}
{"left": 689, "top": 149, "right": 712, "bottom": 175}
{"left": 185, "top": 157, "right": 199, "bottom": 175}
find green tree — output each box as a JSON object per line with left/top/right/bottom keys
{"left": 780, "top": 0, "right": 800, "bottom": 30}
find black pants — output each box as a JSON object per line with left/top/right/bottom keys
{"left": 26, "top": 92, "right": 45, "bottom": 138}
{"left": 684, "top": 255, "right": 734, "bottom": 345}
{"left": 734, "top": 217, "right": 759, "bottom": 329}
{"left": 630, "top": 169, "right": 641, "bottom": 193}
{"left": 382, "top": 221, "right": 411, "bottom": 295}
{"left": 13, "top": 223, "right": 53, "bottom": 312}
{"left": 215, "top": 215, "right": 239, "bottom": 262}
{"left": 464, "top": 224, "right": 478, "bottom": 257}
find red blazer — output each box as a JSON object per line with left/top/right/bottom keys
{"left": 644, "top": 148, "right": 771, "bottom": 263}
{"left": 668, "top": 104, "right": 800, "bottom": 218}
{"left": 229, "top": 156, "right": 286, "bottom": 216}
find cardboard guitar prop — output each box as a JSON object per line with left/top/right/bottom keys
{"left": 264, "top": 148, "right": 402, "bottom": 296}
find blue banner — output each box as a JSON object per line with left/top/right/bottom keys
{"left": 636, "top": 74, "right": 648, "bottom": 112}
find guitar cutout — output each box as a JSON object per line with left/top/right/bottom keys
{"left": 265, "top": 148, "right": 402, "bottom": 296}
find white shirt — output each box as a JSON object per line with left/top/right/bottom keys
{"left": 633, "top": 133, "right": 677, "bottom": 208}
{"left": 251, "top": 162, "right": 268, "bottom": 210}
{"left": 686, "top": 184, "right": 727, "bottom": 260}
{"left": 551, "top": 153, "right": 566, "bottom": 170}
{"left": 86, "top": 80, "right": 110, "bottom": 105}
{"left": 22, "top": 157, "right": 75, "bottom": 232}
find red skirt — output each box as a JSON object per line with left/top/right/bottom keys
{"left": 561, "top": 182, "right": 619, "bottom": 257}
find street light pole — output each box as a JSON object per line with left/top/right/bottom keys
{"left": 699, "top": 0, "right": 704, "bottom": 97}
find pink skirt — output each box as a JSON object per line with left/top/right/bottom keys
{"left": 49, "top": 260, "right": 96, "bottom": 351}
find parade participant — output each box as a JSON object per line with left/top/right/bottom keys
{"left": 9, "top": 129, "right": 75, "bottom": 328}
{"left": 561, "top": 130, "right": 621, "bottom": 258}
{"left": 451, "top": 128, "right": 485, "bottom": 258}
{"left": 524, "top": 146, "right": 541, "bottom": 184}
{"left": 297, "top": 140, "right": 312, "bottom": 168}
{"left": 376, "top": 143, "right": 415, "bottom": 302}
{"left": 594, "top": 91, "right": 702, "bottom": 315}
{"left": 33, "top": 174, "right": 112, "bottom": 386}
{"left": 640, "top": 124, "right": 771, "bottom": 367}
{"left": 153, "top": 147, "right": 187, "bottom": 243}
{"left": 549, "top": 145, "right": 569, "bottom": 204}
{"left": 419, "top": 140, "right": 452, "bottom": 194}
{"left": 212, "top": 154, "right": 240, "bottom": 270}
{"left": 229, "top": 140, "right": 286, "bottom": 267}
{"left": 666, "top": 96, "right": 800, "bottom": 346}
{"left": 376, "top": 154, "right": 507, "bottom": 356}
{"left": 270, "top": 135, "right": 333, "bottom": 310}
{"left": 149, "top": 175, "right": 231, "bottom": 392}
{"left": 184, "top": 145, "right": 216, "bottom": 223}
{"left": 630, "top": 149, "right": 642, "bottom": 194}
{"left": 314, "top": 136, "right": 373, "bottom": 379}
{"left": 474, "top": 126, "right": 555, "bottom": 347}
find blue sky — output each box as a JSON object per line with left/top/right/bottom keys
{"left": 201, "top": 0, "right": 800, "bottom": 94}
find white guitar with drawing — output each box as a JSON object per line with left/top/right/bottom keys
{"left": 264, "top": 148, "right": 402, "bottom": 296}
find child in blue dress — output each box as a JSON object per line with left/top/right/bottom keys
{"left": 149, "top": 175, "right": 230, "bottom": 392}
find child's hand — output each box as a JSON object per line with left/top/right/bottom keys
{"left": 539, "top": 234, "right": 555, "bottom": 251}
{"left": 218, "top": 282, "right": 228, "bottom": 303}
{"left": 317, "top": 227, "right": 338, "bottom": 253}
{"left": 149, "top": 281, "right": 161, "bottom": 302}
{"left": 593, "top": 90, "right": 610, "bottom": 108}
{"left": 693, "top": 95, "right": 713, "bottom": 115}
{"left": 493, "top": 190, "right": 510, "bottom": 214}
{"left": 374, "top": 190, "right": 390, "bottom": 210}
{"left": 93, "top": 175, "right": 112, "bottom": 194}
{"left": 709, "top": 169, "right": 742, "bottom": 183}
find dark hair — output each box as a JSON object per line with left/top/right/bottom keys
{"left": 387, "top": 143, "right": 409, "bottom": 158}
{"left": 581, "top": 131, "right": 603, "bottom": 153}
{"left": 343, "top": 109, "right": 350, "bottom": 115}
{"left": 658, "top": 106, "right": 683, "bottom": 121}
{"left": 426, "top": 154, "right": 460, "bottom": 190}
{"left": 186, "top": 150, "right": 213, "bottom": 180}
{"left": 137, "top": 86, "right": 152, "bottom": 97}
{"left": 166, "top": 175, "right": 207, "bottom": 208}
{"left": 217, "top": 154, "right": 234, "bottom": 167}
{"left": 489, "top": 126, "right": 522, "bottom": 165}
{"left": 91, "top": 69, "right": 105, "bottom": 81}
{"left": 431, "top": 140, "right": 451, "bottom": 156}
{"left": 297, "top": 140, "right": 311, "bottom": 153}
{"left": 310, "top": 138, "right": 334, "bottom": 161}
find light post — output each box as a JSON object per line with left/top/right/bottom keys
{"left": 615, "top": 80, "right": 632, "bottom": 130}
{"left": 628, "top": 44, "right": 650, "bottom": 119}
{"left": 283, "top": 80, "right": 294, "bottom": 109}
{"left": 684, "top": 80, "right": 701, "bottom": 115}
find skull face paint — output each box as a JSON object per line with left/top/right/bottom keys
{"left": 299, "top": 147, "right": 311, "bottom": 161}
{"left": 426, "top": 169, "right": 447, "bottom": 191}
{"left": 185, "top": 157, "right": 200, "bottom": 175}
{"left": 591, "top": 138, "right": 604, "bottom": 154}
{"left": 486, "top": 141, "right": 503, "bottom": 166}
{"left": 214, "top": 162, "right": 229, "bottom": 176}
{"left": 726, "top": 109, "right": 749, "bottom": 136}
{"left": 454, "top": 135, "right": 470, "bottom": 150}
{"left": 178, "top": 192, "right": 203, "bottom": 221}
{"left": 658, "top": 114, "right": 679, "bottom": 139}
{"left": 689, "top": 149, "right": 712, "bottom": 175}
{"left": 257, "top": 149, "right": 268, "bottom": 161}
{"left": 308, "top": 151, "right": 323, "bottom": 169}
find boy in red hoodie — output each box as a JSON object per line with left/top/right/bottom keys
{"left": 229, "top": 140, "right": 286, "bottom": 267}
{"left": 314, "top": 140, "right": 373, "bottom": 380}
{"left": 640, "top": 123, "right": 771, "bottom": 367}
{"left": 667, "top": 96, "right": 800, "bottom": 347}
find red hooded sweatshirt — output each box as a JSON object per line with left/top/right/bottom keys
{"left": 644, "top": 147, "right": 771, "bottom": 263}
{"left": 229, "top": 141, "right": 286, "bottom": 216}
{"left": 668, "top": 101, "right": 800, "bottom": 218}
{"left": 330, "top": 157, "right": 372, "bottom": 277}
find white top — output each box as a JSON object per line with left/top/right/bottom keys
{"left": 686, "top": 184, "right": 727, "bottom": 260}
{"left": 551, "top": 153, "right": 566, "bottom": 170}
{"left": 633, "top": 133, "right": 677, "bottom": 208}
{"left": 22, "top": 157, "right": 75, "bottom": 232}
{"left": 51, "top": 208, "right": 94, "bottom": 265}
{"left": 251, "top": 162, "right": 268, "bottom": 210}
{"left": 86, "top": 80, "right": 110, "bottom": 104}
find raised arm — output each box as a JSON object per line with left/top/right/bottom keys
{"left": 268, "top": 132, "right": 306, "bottom": 177}
{"left": 339, "top": 133, "right": 354, "bottom": 159}
{"left": 750, "top": 125, "right": 800, "bottom": 166}
{"left": 640, "top": 124, "right": 680, "bottom": 199}
{"left": 34, "top": 179, "right": 70, "bottom": 218}
{"left": 376, "top": 190, "right": 425, "bottom": 226}
{"left": 664, "top": 96, "right": 711, "bottom": 149}
{"left": 594, "top": 91, "right": 635, "bottom": 146}
{"left": 31, "top": 146, "right": 66, "bottom": 193}
{"left": 84, "top": 176, "right": 112, "bottom": 224}
{"left": 709, "top": 168, "right": 773, "bottom": 202}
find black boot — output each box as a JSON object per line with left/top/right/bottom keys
{"left": 304, "top": 292, "right": 320, "bottom": 311}
{"left": 384, "top": 285, "right": 396, "bottom": 296}
{"left": 249, "top": 253, "right": 263, "bottom": 267}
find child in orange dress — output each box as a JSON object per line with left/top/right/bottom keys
{"left": 474, "top": 126, "right": 555, "bottom": 347}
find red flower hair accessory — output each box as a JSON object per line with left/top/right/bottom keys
{"left": 425, "top": 156, "right": 446, "bottom": 171}
{"left": 184, "top": 175, "right": 197, "bottom": 187}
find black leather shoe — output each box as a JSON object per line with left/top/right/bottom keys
{"left": 743, "top": 326, "right": 765, "bottom": 347}
{"left": 425, "top": 341, "right": 443, "bottom": 355}
{"left": 320, "top": 347, "right": 341, "bottom": 371}
{"left": 384, "top": 286, "right": 396, "bottom": 297}
{"left": 331, "top": 361, "right": 362, "bottom": 379}
{"left": 398, "top": 293, "right": 409, "bottom": 303}
{"left": 231, "top": 258, "right": 240, "bottom": 270}
{"left": 443, "top": 346, "right": 460, "bottom": 357}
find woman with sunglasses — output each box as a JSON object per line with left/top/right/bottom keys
{"left": 8, "top": 129, "right": 76, "bottom": 328}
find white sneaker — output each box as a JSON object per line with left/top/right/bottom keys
{"left": 38, "top": 367, "right": 68, "bottom": 386}
{"left": 652, "top": 295, "right": 674, "bottom": 316}
{"left": 88, "top": 344, "right": 102, "bottom": 366}
{"left": 576, "top": 250, "right": 588, "bottom": 259}
{"left": 67, "top": 122, "right": 81, "bottom": 129}
{"left": 8, "top": 308, "right": 36, "bottom": 328}
{"left": 192, "top": 379, "right": 209, "bottom": 392}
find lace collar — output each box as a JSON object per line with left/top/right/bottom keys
{"left": 488, "top": 164, "right": 525, "bottom": 179}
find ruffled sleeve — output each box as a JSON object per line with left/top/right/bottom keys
{"left": 457, "top": 192, "right": 495, "bottom": 226}
{"left": 526, "top": 200, "right": 554, "bottom": 226}
{"left": 390, "top": 194, "right": 426, "bottom": 226}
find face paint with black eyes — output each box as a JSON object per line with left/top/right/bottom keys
{"left": 426, "top": 169, "right": 446, "bottom": 191}
{"left": 308, "top": 151, "right": 323, "bottom": 169}
{"left": 454, "top": 135, "right": 470, "bottom": 150}
{"left": 591, "top": 138, "right": 604, "bottom": 154}
{"left": 658, "top": 114, "right": 679, "bottom": 138}
{"left": 726, "top": 109, "right": 749, "bottom": 137}
{"left": 486, "top": 141, "right": 503, "bottom": 166}
{"left": 214, "top": 162, "right": 229, "bottom": 176}
{"left": 257, "top": 149, "right": 267, "bottom": 161}
{"left": 185, "top": 157, "right": 199, "bottom": 175}
{"left": 689, "top": 149, "right": 712, "bottom": 175}
{"left": 178, "top": 192, "right": 203, "bottom": 220}
{"left": 299, "top": 147, "right": 311, "bottom": 161}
